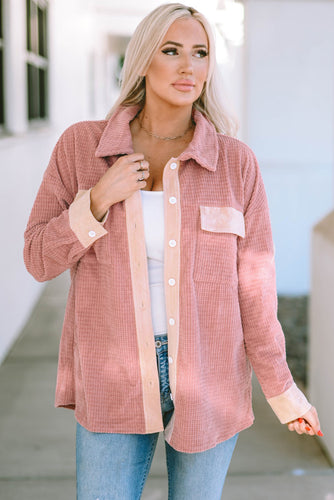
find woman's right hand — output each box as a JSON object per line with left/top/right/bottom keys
{"left": 90, "top": 153, "right": 150, "bottom": 221}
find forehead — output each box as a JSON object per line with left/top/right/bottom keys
{"left": 162, "top": 17, "right": 208, "bottom": 45}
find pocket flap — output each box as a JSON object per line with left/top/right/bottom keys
{"left": 200, "top": 206, "right": 245, "bottom": 238}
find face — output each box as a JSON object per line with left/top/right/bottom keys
{"left": 144, "top": 17, "right": 209, "bottom": 110}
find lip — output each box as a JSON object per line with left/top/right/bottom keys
{"left": 172, "top": 80, "right": 195, "bottom": 92}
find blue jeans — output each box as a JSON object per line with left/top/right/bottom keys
{"left": 76, "top": 335, "right": 238, "bottom": 499}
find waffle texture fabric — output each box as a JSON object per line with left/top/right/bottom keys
{"left": 24, "top": 105, "right": 311, "bottom": 453}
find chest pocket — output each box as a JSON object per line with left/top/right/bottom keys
{"left": 193, "top": 206, "right": 245, "bottom": 283}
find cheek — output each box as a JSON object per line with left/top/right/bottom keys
{"left": 197, "top": 62, "right": 209, "bottom": 82}
{"left": 202, "top": 64, "right": 209, "bottom": 81}
{"left": 148, "top": 57, "right": 171, "bottom": 78}
{"left": 147, "top": 67, "right": 169, "bottom": 88}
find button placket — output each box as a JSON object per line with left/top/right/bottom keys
{"left": 125, "top": 191, "right": 163, "bottom": 431}
{"left": 163, "top": 159, "right": 181, "bottom": 400}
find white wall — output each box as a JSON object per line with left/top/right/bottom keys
{"left": 0, "top": 130, "right": 58, "bottom": 363}
{"left": 244, "top": 0, "right": 334, "bottom": 294}
{"left": 49, "top": 0, "right": 96, "bottom": 130}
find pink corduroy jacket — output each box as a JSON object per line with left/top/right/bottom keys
{"left": 24, "top": 105, "right": 311, "bottom": 453}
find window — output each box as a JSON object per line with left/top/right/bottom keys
{"left": 0, "top": 0, "right": 4, "bottom": 126}
{"left": 26, "top": 0, "right": 48, "bottom": 120}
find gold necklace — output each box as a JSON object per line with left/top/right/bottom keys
{"left": 137, "top": 116, "right": 194, "bottom": 141}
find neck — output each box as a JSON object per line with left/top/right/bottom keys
{"left": 138, "top": 102, "right": 194, "bottom": 140}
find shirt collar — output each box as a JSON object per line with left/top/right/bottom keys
{"left": 95, "top": 105, "right": 219, "bottom": 172}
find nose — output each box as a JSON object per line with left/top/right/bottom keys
{"left": 178, "top": 52, "right": 193, "bottom": 74}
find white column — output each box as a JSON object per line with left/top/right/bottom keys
{"left": 310, "top": 212, "right": 334, "bottom": 462}
{"left": 4, "top": 0, "right": 27, "bottom": 134}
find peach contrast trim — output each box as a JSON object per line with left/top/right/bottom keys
{"left": 267, "top": 382, "right": 312, "bottom": 424}
{"left": 125, "top": 191, "right": 163, "bottom": 433}
{"left": 200, "top": 206, "right": 245, "bottom": 238}
{"left": 69, "top": 189, "right": 108, "bottom": 248}
{"left": 163, "top": 158, "right": 181, "bottom": 404}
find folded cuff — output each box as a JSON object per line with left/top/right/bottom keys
{"left": 69, "top": 189, "right": 108, "bottom": 248}
{"left": 267, "top": 382, "right": 312, "bottom": 424}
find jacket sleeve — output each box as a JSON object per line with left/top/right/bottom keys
{"left": 237, "top": 148, "right": 311, "bottom": 424}
{"left": 24, "top": 128, "right": 108, "bottom": 282}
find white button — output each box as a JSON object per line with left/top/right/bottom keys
{"left": 168, "top": 278, "right": 176, "bottom": 286}
{"left": 88, "top": 230, "right": 96, "bottom": 238}
{"left": 170, "top": 393, "right": 173, "bottom": 401}
{"left": 169, "top": 239, "right": 176, "bottom": 247}
{"left": 168, "top": 356, "right": 173, "bottom": 364}
{"left": 170, "top": 162, "right": 177, "bottom": 170}
{"left": 169, "top": 196, "right": 177, "bottom": 205}
{"left": 169, "top": 318, "right": 175, "bottom": 326}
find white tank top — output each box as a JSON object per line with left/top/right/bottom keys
{"left": 140, "top": 190, "right": 167, "bottom": 336}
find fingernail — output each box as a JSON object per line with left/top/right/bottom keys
{"left": 305, "top": 426, "right": 311, "bottom": 431}
{"left": 318, "top": 430, "right": 324, "bottom": 437}
{"left": 298, "top": 418, "right": 303, "bottom": 423}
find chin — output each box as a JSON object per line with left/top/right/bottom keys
{"left": 164, "top": 93, "right": 199, "bottom": 108}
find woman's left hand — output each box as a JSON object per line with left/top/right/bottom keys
{"left": 287, "top": 406, "right": 323, "bottom": 436}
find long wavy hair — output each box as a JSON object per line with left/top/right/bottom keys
{"left": 106, "top": 3, "right": 238, "bottom": 137}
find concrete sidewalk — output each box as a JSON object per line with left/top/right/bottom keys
{"left": 0, "top": 273, "right": 333, "bottom": 499}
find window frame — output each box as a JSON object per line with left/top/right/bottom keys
{"left": 26, "top": 0, "right": 48, "bottom": 122}
{"left": 0, "top": 0, "right": 5, "bottom": 129}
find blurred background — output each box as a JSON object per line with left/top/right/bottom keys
{"left": 0, "top": 0, "right": 333, "bottom": 495}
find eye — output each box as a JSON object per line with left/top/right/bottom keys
{"left": 194, "top": 49, "right": 208, "bottom": 58}
{"left": 162, "top": 47, "right": 178, "bottom": 56}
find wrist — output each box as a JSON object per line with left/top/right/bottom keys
{"left": 90, "top": 186, "right": 109, "bottom": 222}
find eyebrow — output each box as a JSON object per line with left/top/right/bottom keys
{"left": 161, "top": 41, "right": 208, "bottom": 49}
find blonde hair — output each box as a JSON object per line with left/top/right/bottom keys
{"left": 107, "top": 3, "right": 238, "bottom": 137}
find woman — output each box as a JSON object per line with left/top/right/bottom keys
{"left": 24, "top": 3, "right": 322, "bottom": 499}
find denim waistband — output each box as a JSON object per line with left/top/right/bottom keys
{"left": 154, "top": 334, "right": 168, "bottom": 349}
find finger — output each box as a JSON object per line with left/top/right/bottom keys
{"left": 301, "top": 407, "right": 322, "bottom": 436}
{"left": 135, "top": 159, "right": 150, "bottom": 172}
{"left": 125, "top": 152, "right": 145, "bottom": 163}
{"left": 294, "top": 421, "right": 304, "bottom": 435}
{"left": 136, "top": 170, "right": 150, "bottom": 183}
{"left": 287, "top": 419, "right": 304, "bottom": 435}
{"left": 287, "top": 421, "right": 301, "bottom": 434}
{"left": 298, "top": 418, "right": 314, "bottom": 436}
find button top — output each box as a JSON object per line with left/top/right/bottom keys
{"left": 170, "top": 162, "right": 177, "bottom": 170}
{"left": 169, "top": 239, "right": 176, "bottom": 247}
{"left": 168, "top": 278, "right": 176, "bottom": 286}
{"left": 169, "top": 196, "right": 177, "bottom": 205}
{"left": 88, "top": 230, "right": 96, "bottom": 238}
{"left": 169, "top": 318, "right": 175, "bottom": 326}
